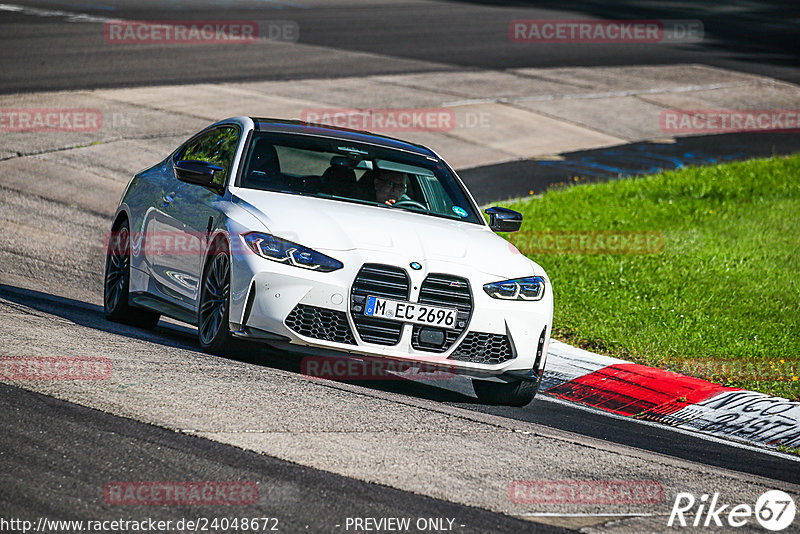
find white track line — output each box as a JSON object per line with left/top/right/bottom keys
{"left": 0, "top": 3, "right": 111, "bottom": 22}
{"left": 517, "top": 512, "right": 657, "bottom": 517}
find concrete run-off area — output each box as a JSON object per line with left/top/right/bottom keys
{"left": 0, "top": 293, "right": 798, "bottom": 532}
{"left": 1, "top": 64, "right": 798, "bottom": 171}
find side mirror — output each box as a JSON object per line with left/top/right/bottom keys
{"left": 485, "top": 206, "right": 523, "bottom": 233}
{"left": 174, "top": 160, "right": 224, "bottom": 193}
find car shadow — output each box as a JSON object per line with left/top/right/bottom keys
{"left": 0, "top": 284, "right": 477, "bottom": 404}
{"left": 460, "top": 132, "right": 800, "bottom": 205}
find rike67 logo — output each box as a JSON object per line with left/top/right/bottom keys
{"left": 668, "top": 490, "right": 796, "bottom": 531}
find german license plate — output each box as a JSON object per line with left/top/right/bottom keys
{"left": 363, "top": 296, "right": 457, "bottom": 329}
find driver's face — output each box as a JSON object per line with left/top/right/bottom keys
{"left": 374, "top": 171, "right": 407, "bottom": 204}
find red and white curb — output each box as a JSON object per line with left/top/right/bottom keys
{"left": 541, "top": 340, "right": 800, "bottom": 451}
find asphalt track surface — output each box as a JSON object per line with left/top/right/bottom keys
{"left": 0, "top": 382, "right": 566, "bottom": 533}
{"left": 1, "top": 281, "right": 799, "bottom": 532}
{"left": 2, "top": 1, "right": 800, "bottom": 531}
{"left": 2, "top": 284, "right": 798, "bottom": 488}
{"left": 0, "top": 0, "right": 799, "bottom": 94}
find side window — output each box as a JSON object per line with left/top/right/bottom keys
{"left": 179, "top": 126, "right": 239, "bottom": 187}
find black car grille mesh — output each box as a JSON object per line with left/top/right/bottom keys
{"left": 411, "top": 274, "right": 473, "bottom": 353}
{"left": 448, "top": 332, "right": 515, "bottom": 365}
{"left": 285, "top": 304, "right": 356, "bottom": 345}
{"left": 350, "top": 264, "right": 410, "bottom": 345}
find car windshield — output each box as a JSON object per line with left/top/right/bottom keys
{"left": 238, "top": 132, "right": 482, "bottom": 224}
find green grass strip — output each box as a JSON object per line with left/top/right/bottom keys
{"left": 499, "top": 154, "right": 800, "bottom": 400}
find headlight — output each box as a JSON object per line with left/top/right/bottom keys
{"left": 483, "top": 276, "right": 545, "bottom": 301}
{"left": 241, "top": 232, "right": 343, "bottom": 272}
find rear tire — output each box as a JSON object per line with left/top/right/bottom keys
{"left": 472, "top": 378, "right": 539, "bottom": 407}
{"left": 104, "top": 218, "right": 160, "bottom": 329}
{"left": 198, "top": 245, "right": 232, "bottom": 354}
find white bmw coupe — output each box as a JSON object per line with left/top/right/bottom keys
{"left": 104, "top": 117, "right": 553, "bottom": 406}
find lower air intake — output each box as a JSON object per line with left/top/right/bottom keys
{"left": 285, "top": 304, "right": 356, "bottom": 345}
{"left": 448, "top": 332, "right": 515, "bottom": 365}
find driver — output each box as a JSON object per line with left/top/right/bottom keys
{"left": 373, "top": 169, "right": 407, "bottom": 205}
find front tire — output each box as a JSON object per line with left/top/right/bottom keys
{"left": 198, "top": 246, "right": 232, "bottom": 354}
{"left": 472, "top": 379, "right": 539, "bottom": 407}
{"left": 104, "top": 218, "right": 160, "bottom": 329}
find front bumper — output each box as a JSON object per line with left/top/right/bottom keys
{"left": 229, "top": 247, "right": 553, "bottom": 381}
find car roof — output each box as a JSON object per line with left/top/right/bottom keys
{"left": 250, "top": 117, "right": 437, "bottom": 158}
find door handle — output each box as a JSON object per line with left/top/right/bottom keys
{"left": 162, "top": 192, "right": 176, "bottom": 207}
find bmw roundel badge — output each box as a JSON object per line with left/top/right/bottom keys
{"left": 410, "top": 262, "right": 422, "bottom": 270}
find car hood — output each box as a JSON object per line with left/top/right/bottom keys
{"left": 231, "top": 190, "right": 540, "bottom": 279}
